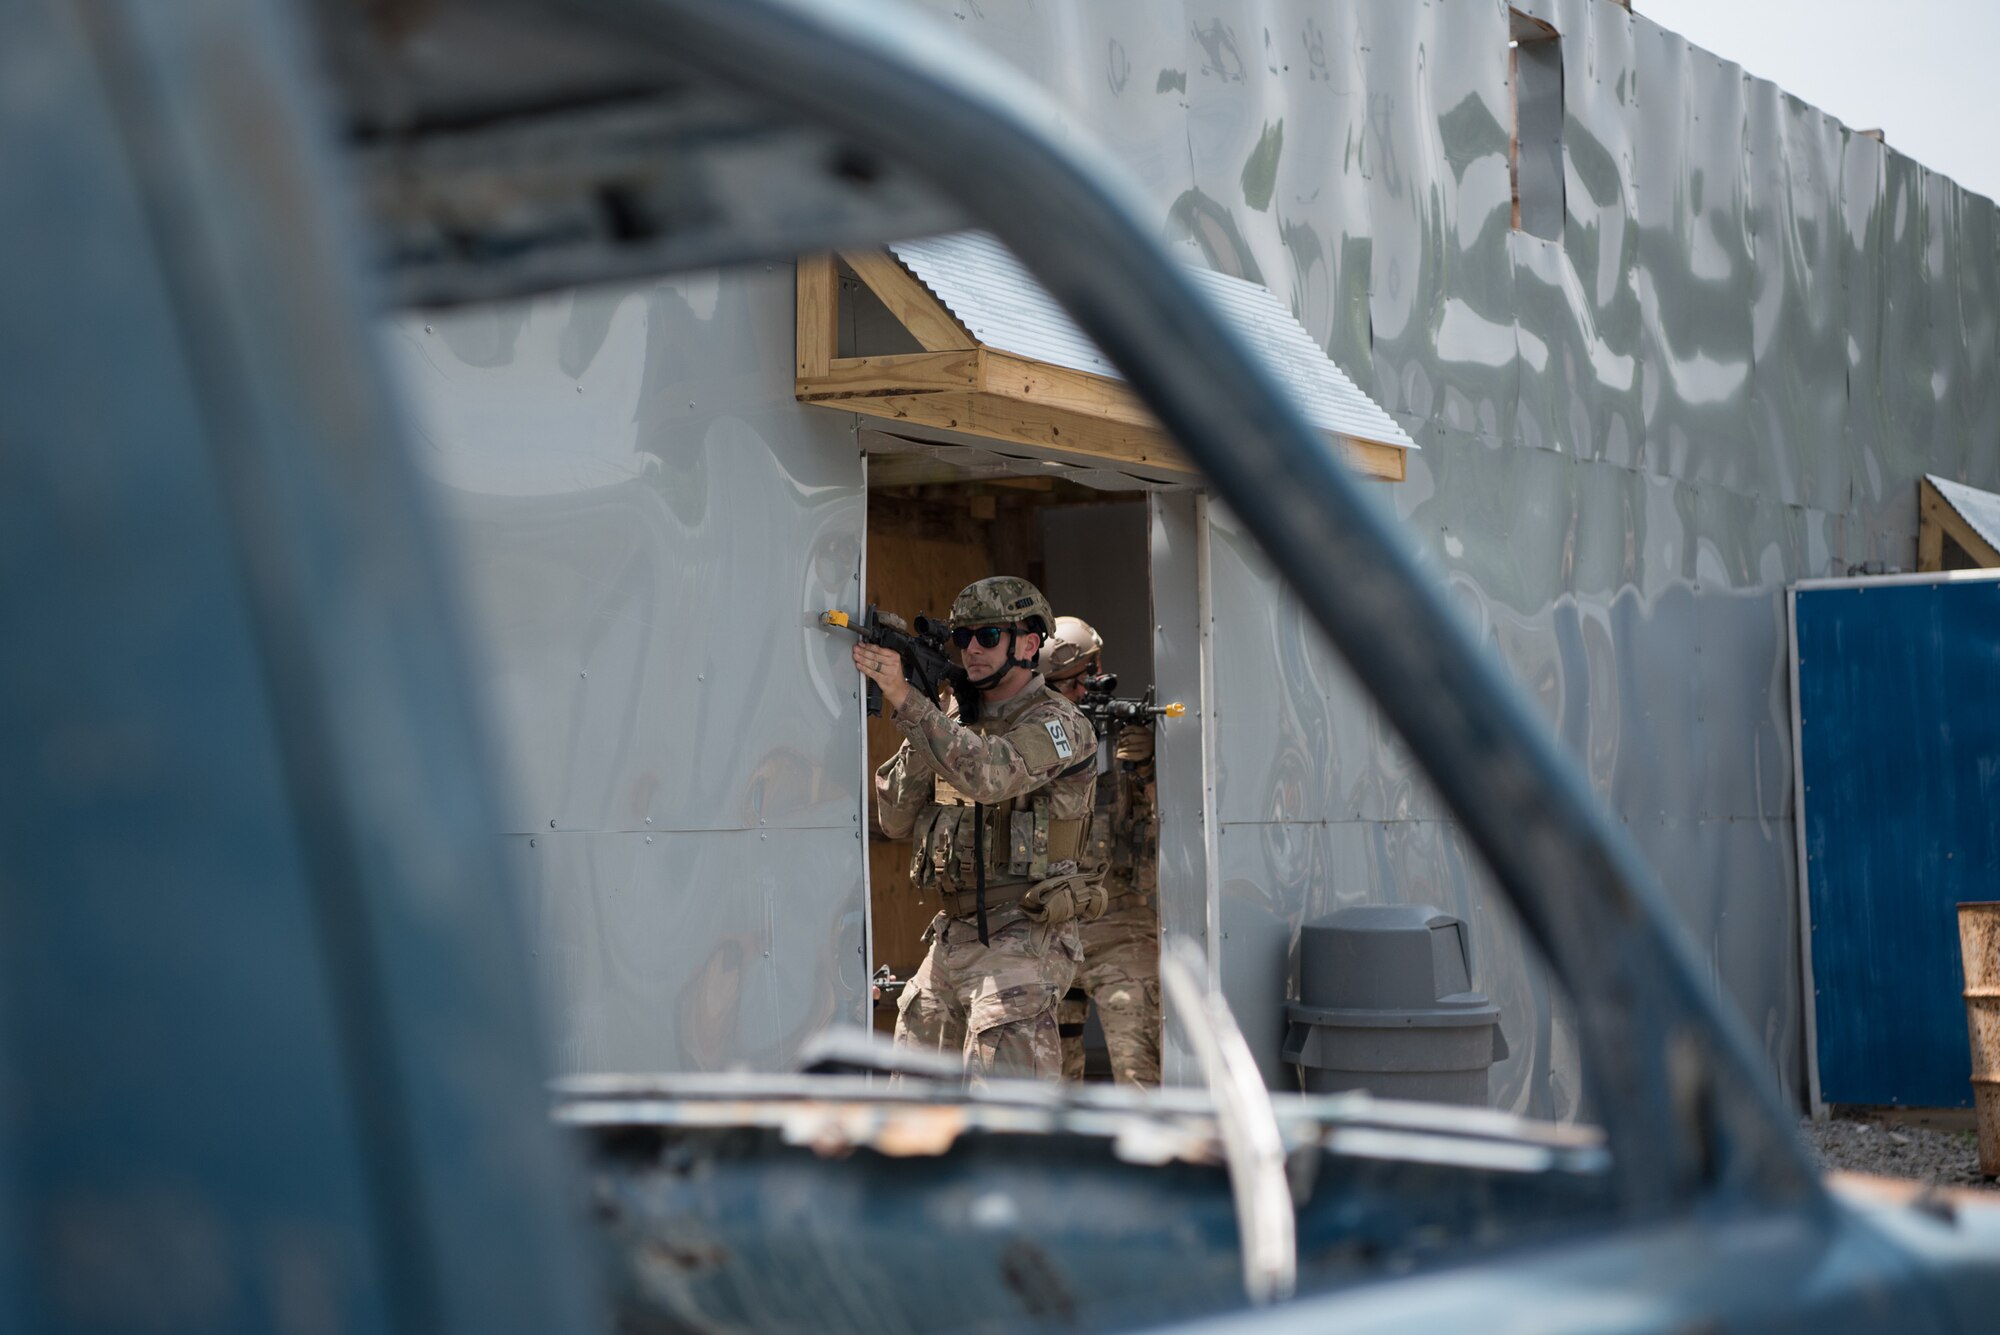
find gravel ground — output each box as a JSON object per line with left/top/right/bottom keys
{"left": 1800, "top": 1116, "right": 1995, "bottom": 1190}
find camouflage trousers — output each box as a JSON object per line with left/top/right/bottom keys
{"left": 894, "top": 903, "right": 1081, "bottom": 1086}
{"left": 1058, "top": 896, "right": 1161, "bottom": 1087}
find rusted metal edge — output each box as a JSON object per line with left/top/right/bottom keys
{"left": 553, "top": 1087, "right": 1609, "bottom": 1175}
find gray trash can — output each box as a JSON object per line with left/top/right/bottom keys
{"left": 1281, "top": 904, "right": 1508, "bottom": 1106}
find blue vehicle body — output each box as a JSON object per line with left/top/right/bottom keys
{"left": 4, "top": 0, "right": 1998, "bottom": 1331}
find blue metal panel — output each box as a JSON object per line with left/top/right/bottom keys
{"left": 1796, "top": 575, "right": 2000, "bottom": 1107}
{"left": 0, "top": 0, "right": 600, "bottom": 1330}
{"left": 1, "top": 14, "right": 397, "bottom": 1325}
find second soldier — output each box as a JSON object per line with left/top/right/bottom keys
{"left": 1042, "top": 616, "right": 1162, "bottom": 1087}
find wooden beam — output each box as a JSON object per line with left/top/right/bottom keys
{"left": 1919, "top": 494, "right": 1947, "bottom": 572}
{"left": 836, "top": 390, "right": 1193, "bottom": 474}
{"left": 795, "top": 351, "right": 979, "bottom": 401}
{"left": 795, "top": 254, "right": 839, "bottom": 378}
{"left": 838, "top": 249, "right": 974, "bottom": 352}
{"left": 980, "top": 351, "right": 1155, "bottom": 429}
{"left": 1337, "top": 436, "right": 1407, "bottom": 483}
{"left": 804, "top": 346, "right": 1407, "bottom": 482}
{"left": 1919, "top": 476, "right": 2000, "bottom": 570}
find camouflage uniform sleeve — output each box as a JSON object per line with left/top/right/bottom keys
{"left": 887, "top": 691, "right": 1084, "bottom": 805}
{"left": 873, "top": 743, "right": 930, "bottom": 840}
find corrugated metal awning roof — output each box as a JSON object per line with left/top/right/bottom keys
{"left": 890, "top": 232, "right": 1416, "bottom": 453}
{"left": 1926, "top": 474, "right": 2000, "bottom": 556}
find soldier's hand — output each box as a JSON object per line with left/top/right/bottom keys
{"left": 853, "top": 643, "right": 912, "bottom": 712}
{"left": 1115, "top": 724, "right": 1154, "bottom": 764}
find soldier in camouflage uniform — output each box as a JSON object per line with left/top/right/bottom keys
{"left": 857, "top": 577, "right": 1102, "bottom": 1085}
{"left": 1042, "top": 617, "right": 1162, "bottom": 1088}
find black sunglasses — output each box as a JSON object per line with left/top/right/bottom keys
{"left": 950, "top": 625, "right": 1014, "bottom": 650}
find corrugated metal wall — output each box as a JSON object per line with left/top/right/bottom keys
{"left": 385, "top": 0, "right": 1997, "bottom": 1103}
{"left": 911, "top": 0, "right": 1998, "bottom": 1112}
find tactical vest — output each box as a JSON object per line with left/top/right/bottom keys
{"left": 906, "top": 695, "right": 1095, "bottom": 916}
{"left": 911, "top": 780, "right": 1089, "bottom": 894}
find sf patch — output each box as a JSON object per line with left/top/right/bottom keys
{"left": 1044, "top": 718, "right": 1075, "bottom": 760}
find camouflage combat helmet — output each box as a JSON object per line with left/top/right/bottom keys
{"left": 949, "top": 576, "right": 1053, "bottom": 634}
{"left": 1039, "top": 615, "right": 1103, "bottom": 681}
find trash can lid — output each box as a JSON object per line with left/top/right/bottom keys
{"left": 1283, "top": 997, "right": 1500, "bottom": 1028}
{"left": 1296, "top": 904, "right": 1481, "bottom": 1012}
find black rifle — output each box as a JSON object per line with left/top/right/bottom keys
{"left": 821, "top": 606, "right": 975, "bottom": 720}
{"left": 1076, "top": 672, "right": 1185, "bottom": 729}
{"left": 871, "top": 965, "right": 906, "bottom": 1007}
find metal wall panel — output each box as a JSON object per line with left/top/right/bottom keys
{"left": 1149, "top": 492, "right": 1210, "bottom": 1087}
{"left": 1926, "top": 171, "right": 1970, "bottom": 491}
{"left": 1690, "top": 489, "right": 1794, "bottom": 823}
{"left": 1207, "top": 507, "right": 1343, "bottom": 826}
{"left": 388, "top": 266, "right": 869, "bottom": 1073}
{"left": 506, "top": 829, "right": 866, "bottom": 1075}
{"left": 1840, "top": 131, "right": 1893, "bottom": 551}
{"left": 1869, "top": 153, "right": 1939, "bottom": 548}
{"left": 1626, "top": 813, "right": 1802, "bottom": 1092}
{"left": 1636, "top": 25, "right": 1757, "bottom": 495}
{"left": 1752, "top": 92, "right": 1851, "bottom": 515}
{"left": 1430, "top": 0, "right": 1524, "bottom": 447}
{"left": 387, "top": 273, "right": 865, "bottom": 839}
{"left": 1958, "top": 194, "right": 2000, "bottom": 491}
{"left": 1214, "top": 817, "right": 1327, "bottom": 1091}
{"left": 1555, "top": 0, "right": 1644, "bottom": 468}
{"left": 1354, "top": 0, "right": 1442, "bottom": 425}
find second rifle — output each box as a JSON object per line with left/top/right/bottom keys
{"left": 1076, "top": 671, "right": 1185, "bottom": 729}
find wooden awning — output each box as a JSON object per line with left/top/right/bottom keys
{"left": 795, "top": 234, "right": 1413, "bottom": 483}
{"left": 1920, "top": 474, "right": 2000, "bottom": 570}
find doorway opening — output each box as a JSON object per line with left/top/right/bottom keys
{"left": 863, "top": 449, "right": 1157, "bottom": 1082}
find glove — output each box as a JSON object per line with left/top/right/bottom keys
{"left": 1115, "top": 724, "right": 1154, "bottom": 764}
{"left": 1020, "top": 874, "right": 1108, "bottom": 926}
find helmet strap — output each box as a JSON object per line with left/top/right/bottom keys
{"left": 1009, "top": 628, "right": 1040, "bottom": 675}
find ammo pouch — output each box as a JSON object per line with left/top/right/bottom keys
{"left": 1018, "top": 873, "right": 1107, "bottom": 927}
{"left": 913, "top": 784, "right": 1089, "bottom": 889}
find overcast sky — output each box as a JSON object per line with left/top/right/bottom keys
{"left": 1639, "top": 0, "right": 2000, "bottom": 204}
